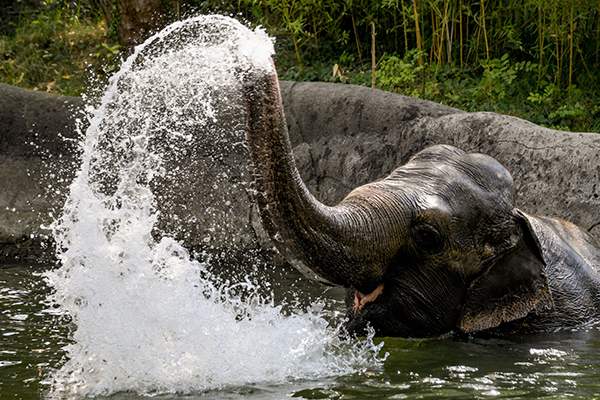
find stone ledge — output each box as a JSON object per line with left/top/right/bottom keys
{"left": 1, "top": 81, "right": 598, "bottom": 263}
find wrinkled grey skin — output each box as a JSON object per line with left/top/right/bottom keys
{"left": 244, "top": 70, "right": 600, "bottom": 337}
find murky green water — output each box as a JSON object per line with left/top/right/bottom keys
{"left": 0, "top": 264, "right": 69, "bottom": 399}
{"left": 3, "top": 263, "right": 600, "bottom": 399}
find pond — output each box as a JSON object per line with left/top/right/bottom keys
{"left": 2, "top": 262, "right": 600, "bottom": 399}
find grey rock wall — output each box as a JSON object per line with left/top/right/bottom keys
{"left": 280, "top": 81, "right": 600, "bottom": 238}
{"left": 0, "top": 80, "right": 598, "bottom": 262}
{"left": 0, "top": 83, "right": 82, "bottom": 260}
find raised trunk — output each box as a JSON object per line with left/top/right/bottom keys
{"left": 244, "top": 71, "right": 401, "bottom": 293}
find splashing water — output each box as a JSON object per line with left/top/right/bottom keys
{"left": 44, "top": 15, "right": 385, "bottom": 397}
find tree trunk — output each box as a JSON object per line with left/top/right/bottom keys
{"left": 98, "top": 0, "right": 168, "bottom": 49}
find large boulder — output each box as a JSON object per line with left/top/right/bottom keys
{"left": 281, "top": 81, "right": 600, "bottom": 238}
{"left": 0, "top": 83, "right": 82, "bottom": 260}
{"left": 0, "top": 81, "right": 598, "bottom": 262}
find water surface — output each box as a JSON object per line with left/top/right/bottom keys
{"left": 3, "top": 263, "right": 600, "bottom": 399}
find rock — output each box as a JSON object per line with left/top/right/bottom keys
{"left": 0, "top": 80, "right": 598, "bottom": 262}
{"left": 280, "top": 81, "right": 600, "bottom": 238}
{"left": 0, "top": 83, "right": 83, "bottom": 261}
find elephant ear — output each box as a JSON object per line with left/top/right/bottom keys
{"left": 458, "top": 211, "right": 554, "bottom": 333}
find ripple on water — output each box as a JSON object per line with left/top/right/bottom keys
{"left": 0, "top": 265, "right": 71, "bottom": 397}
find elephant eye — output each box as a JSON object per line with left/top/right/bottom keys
{"left": 413, "top": 224, "right": 445, "bottom": 253}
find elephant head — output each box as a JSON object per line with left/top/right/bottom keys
{"left": 243, "top": 72, "right": 554, "bottom": 337}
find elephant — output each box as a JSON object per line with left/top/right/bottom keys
{"left": 243, "top": 70, "right": 600, "bottom": 337}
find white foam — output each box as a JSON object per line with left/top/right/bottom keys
{"left": 44, "top": 15, "right": 384, "bottom": 398}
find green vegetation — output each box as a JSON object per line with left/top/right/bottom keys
{"left": 0, "top": 0, "right": 120, "bottom": 95}
{"left": 226, "top": 0, "right": 600, "bottom": 132}
{"left": 2, "top": 0, "right": 600, "bottom": 132}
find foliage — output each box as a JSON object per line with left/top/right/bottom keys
{"left": 368, "top": 51, "right": 599, "bottom": 132}
{"left": 375, "top": 50, "right": 424, "bottom": 97}
{"left": 0, "top": 0, "right": 121, "bottom": 95}
{"left": 196, "top": 0, "right": 600, "bottom": 132}
{"left": 194, "top": 0, "right": 600, "bottom": 94}
{"left": 1, "top": 0, "right": 599, "bottom": 132}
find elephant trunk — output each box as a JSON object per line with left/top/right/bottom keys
{"left": 243, "top": 70, "right": 401, "bottom": 293}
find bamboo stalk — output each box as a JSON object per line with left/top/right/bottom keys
{"left": 596, "top": 5, "right": 600, "bottom": 65}
{"left": 481, "top": 0, "right": 491, "bottom": 93}
{"left": 312, "top": 12, "right": 318, "bottom": 49}
{"left": 394, "top": 3, "right": 398, "bottom": 53}
{"left": 537, "top": 6, "right": 544, "bottom": 90}
{"left": 474, "top": 11, "right": 482, "bottom": 64}
{"left": 444, "top": 0, "right": 451, "bottom": 66}
{"left": 555, "top": 7, "right": 560, "bottom": 87}
{"left": 371, "top": 22, "right": 376, "bottom": 88}
{"left": 459, "top": 0, "right": 463, "bottom": 67}
{"left": 351, "top": 11, "right": 362, "bottom": 65}
{"left": 401, "top": 0, "right": 409, "bottom": 55}
{"left": 412, "top": 0, "right": 423, "bottom": 66}
{"left": 465, "top": 4, "right": 470, "bottom": 65}
{"left": 447, "top": 0, "right": 454, "bottom": 65}
{"left": 434, "top": 3, "right": 444, "bottom": 66}
{"left": 569, "top": 5, "right": 573, "bottom": 97}
{"left": 431, "top": 7, "right": 438, "bottom": 65}
{"left": 281, "top": 0, "right": 304, "bottom": 75}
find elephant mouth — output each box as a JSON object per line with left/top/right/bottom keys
{"left": 352, "top": 284, "right": 385, "bottom": 315}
